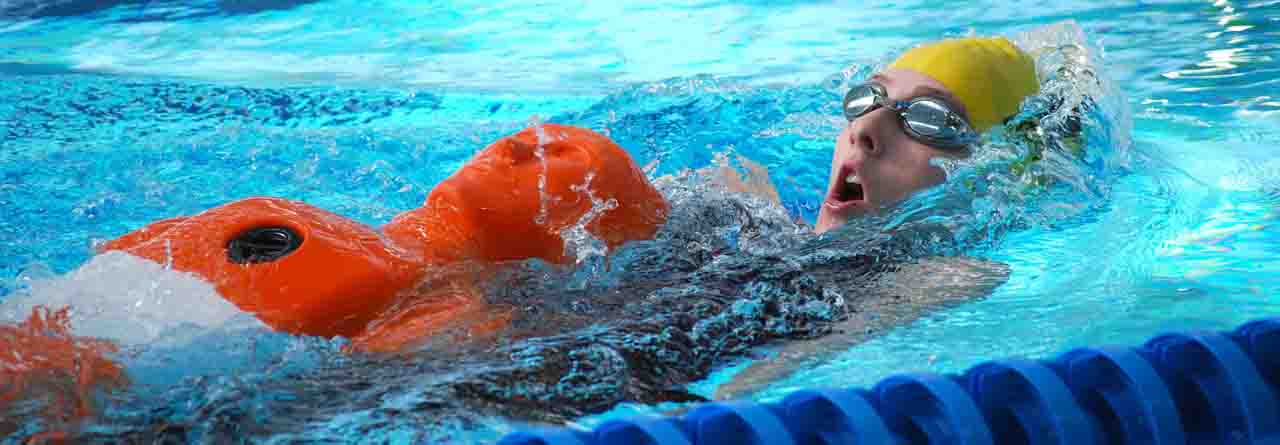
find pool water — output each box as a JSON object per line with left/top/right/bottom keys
{"left": 3, "top": 0, "right": 1279, "bottom": 443}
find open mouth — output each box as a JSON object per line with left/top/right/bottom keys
{"left": 836, "top": 172, "right": 864, "bottom": 202}
{"left": 826, "top": 165, "right": 866, "bottom": 210}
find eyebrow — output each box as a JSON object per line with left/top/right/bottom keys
{"left": 871, "top": 73, "right": 971, "bottom": 123}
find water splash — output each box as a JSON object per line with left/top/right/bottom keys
{"left": 560, "top": 171, "right": 618, "bottom": 264}
{"left": 0, "top": 251, "right": 252, "bottom": 346}
{"left": 530, "top": 115, "right": 552, "bottom": 227}
{"left": 0, "top": 306, "right": 128, "bottom": 439}
{"left": 0, "top": 15, "right": 1160, "bottom": 444}
{"left": 883, "top": 21, "right": 1134, "bottom": 254}
{"left": 0, "top": 251, "right": 345, "bottom": 440}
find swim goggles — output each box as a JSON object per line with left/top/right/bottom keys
{"left": 842, "top": 82, "right": 979, "bottom": 150}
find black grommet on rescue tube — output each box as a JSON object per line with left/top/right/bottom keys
{"left": 227, "top": 226, "right": 303, "bottom": 264}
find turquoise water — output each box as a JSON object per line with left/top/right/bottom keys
{"left": 3, "top": 0, "right": 1280, "bottom": 443}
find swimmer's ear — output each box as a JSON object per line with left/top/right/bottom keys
{"left": 713, "top": 256, "right": 1010, "bottom": 401}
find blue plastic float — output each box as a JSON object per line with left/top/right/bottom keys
{"left": 499, "top": 318, "right": 1280, "bottom": 445}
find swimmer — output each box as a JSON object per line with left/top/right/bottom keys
{"left": 708, "top": 36, "right": 1049, "bottom": 236}
{"left": 3, "top": 35, "right": 1054, "bottom": 436}
{"left": 715, "top": 35, "right": 1051, "bottom": 399}
{"left": 814, "top": 36, "right": 1040, "bottom": 232}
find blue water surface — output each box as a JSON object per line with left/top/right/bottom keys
{"left": 3, "top": 0, "right": 1280, "bottom": 443}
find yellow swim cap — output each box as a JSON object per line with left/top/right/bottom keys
{"left": 888, "top": 36, "right": 1039, "bottom": 132}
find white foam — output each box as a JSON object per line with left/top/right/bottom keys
{"left": 561, "top": 171, "right": 617, "bottom": 264}
{"left": 1, "top": 251, "right": 257, "bottom": 346}
{"left": 531, "top": 116, "right": 552, "bottom": 226}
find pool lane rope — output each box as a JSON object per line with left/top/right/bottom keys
{"left": 499, "top": 317, "right": 1280, "bottom": 445}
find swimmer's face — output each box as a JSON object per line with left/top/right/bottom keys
{"left": 815, "top": 68, "right": 972, "bottom": 233}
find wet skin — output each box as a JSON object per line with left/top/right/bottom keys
{"left": 816, "top": 68, "right": 974, "bottom": 233}
{"left": 17, "top": 74, "right": 1009, "bottom": 438}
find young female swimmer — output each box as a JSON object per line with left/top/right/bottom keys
{"left": 2, "top": 35, "right": 1042, "bottom": 430}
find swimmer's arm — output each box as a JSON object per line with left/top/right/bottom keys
{"left": 713, "top": 255, "right": 1010, "bottom": 401}
{"left": 703, "top": 155, "right": 784, "bottom": 206}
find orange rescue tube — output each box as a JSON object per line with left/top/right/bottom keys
{"left": 97, "top": 124, "right": 669, "bottom": 350}
{"left": 384, "top": 123, "right": 670, "bottom": 264}
{"left": 99, "top": 197, "right": 429, "bottom": 339}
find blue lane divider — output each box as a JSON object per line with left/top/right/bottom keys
{"left": 683, "top": 401, "right": 794, "bottom": 445}
{"left": 1049, "top": 346, "right": 1184, "bottom": 444}
{"left": 497, "top": 318, "right": 1280, "bottom": 445}
{"left": 1142, "top": 331, "right": 1280, "bottom": 443}
{"left": 780, "top": 388, "right": 893, "bottom": 444}
{"left": 965, "top": 359, "right": 1095, "bottom": 444}
{"left": 596, "top": 416, "right": 689, "bottom": 445}
{"left": 874, "top": 373, "right": 993, "bottom": 444}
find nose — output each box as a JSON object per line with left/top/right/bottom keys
{"left": 848, "top": 107, "right": 892, "bottom": 158}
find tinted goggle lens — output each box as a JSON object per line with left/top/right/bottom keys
{"left": 842, "top": 84, "right": 880, "bottom": 120}
{"left": 842, "top": 83, "right": 975, "bottom": 149}
{"left": 902, "top": 99, "right": 956, "bottom": 138}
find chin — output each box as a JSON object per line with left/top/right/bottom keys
{"left": 815, "top": 211, "right": 847, "bottom": 234}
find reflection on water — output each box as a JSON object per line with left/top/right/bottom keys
{"left": 2, "top": 1, "right": 1279, "bottom": 443}
{"left": 1147, "top": 0, "right": 1280, "bottom": 119}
